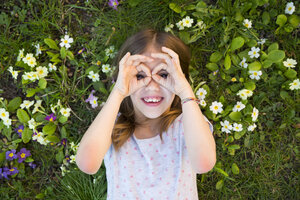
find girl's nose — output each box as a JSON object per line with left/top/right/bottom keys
{"left": 145, "top": 77, "right": 160, "bottom": 91}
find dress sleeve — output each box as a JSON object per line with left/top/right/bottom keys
{"left": 203, "top": 114, "right": 214, "bottom": 133}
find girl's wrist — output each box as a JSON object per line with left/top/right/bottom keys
{"left": 178, "top": 87, "right": 195, "bottom": 100}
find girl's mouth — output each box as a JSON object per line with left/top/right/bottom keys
{"left": 141, "top": 97, "right": 164, "bottom": 107}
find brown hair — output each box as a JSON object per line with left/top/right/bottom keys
{"left": 111, "top": 28, "right": 191, "bottom": 152}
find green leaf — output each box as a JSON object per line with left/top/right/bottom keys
{"left": 128, "top": 0, "right": 142, "bottom": 7}
{"left": 17, "top": 109, "right": 30, "bottom": 123}
{"left": 276, "top": 14, "right": 287, "bottom": 26}
{"left": 7, "top": 97, "right": 22, "bottom": 112}
{"left": 179, "top": 31, "right": 190, "bottom": 44}
{"left": 42, "top": 123, "right": 57, "bottom": 135}
{"left": 60, "top": 47, "right": 67, "bottom": 59}
{"left": 210, "top": 51, "right": 223, "bottom": 63}
{"left": 230, "top": 37, "right": 244, "bottom": 51}
{"left": 25, "top": 157, "right": 34, "bottom": 162}
{"left": 228, "top": 144, "right": 240, "bottom": 150}
{"left": 59, "top": 116, "right": 68, "bottom": 123}
{"left": 284, "top": 69, "right": 297, "bottom": 79}
{"left": 244, "top": 81, "right": 256, "bottom": 91}
{"left": 224, "top": 54, "right": 231, "bottom": 70}
{"left": 231, "top": 54, "right": 240, "bottom": 66}
{"left": 26, "top": 88, "right": 37, "bottom": 97}
{"left": 267, "top": 43, "right": 279, "bottom": 53}
{"left": 248, "top": 61, "right": 262, "bottom": 71}
{"left": 262, "top": 60, "right": 273, "bottom": 68}
{"left": 44, "top": 38, "right": 59, "bottom": 50}
{"left": 38, "top": 78, "right": 47, "bottom": 89}
{"left": 206, "top": 63, "right": 219, "bottom": 71}
{"left": 231, "top": 163, "right": 240, "bottom": 174}
{"left": 216, "top": 179, "right": 224, "bottom": 190}
{"left": 0, "top": 152, "right": 6, "bottom": 163}
{"left": 214, "top": 167, "right": 229, "bottom": 177}
{"left": 267, "top": 50, "right": 285, "bottom": 62}
{"left": 229, "top": 112, "right": 242, "bottom": 121}
{"left": 262, "top": 11, "right": 270, "bottom": 25}
{"left": 66, "top": 50, "right": 74, "bottom": 60}
{"left": 22, "top": 127, "right": 32, "bottom": 143}
{"left": 169, "top": 3, "right": 181, "bottom": 13}
{"left": 45, "top": 135, "right": 60, "bottom": 143}
{"left": 60, "top": 126, "right": 68, "bottom": 138}
{"left": 35, "top": 193, "right": 45, "bottom": 199}
{"left": 55, "top": 150, "right": 64, "bottom": 163}
{"left": 288, "top": 15, "right": 300, "bottom": 28}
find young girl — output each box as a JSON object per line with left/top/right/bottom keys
{"left": 76, "top": 29, "right": 216, "bottom": 199}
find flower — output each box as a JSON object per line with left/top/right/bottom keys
{"left": 48, "top": 63, "right": 57, "bottom": 71}
{"left": 237, "top": 89, "right": 253, "bottom": 100}
{"left": 65, "top": 155, "right": 71, "bottom": 163}
{"left": 182, "top": 16, "right": 194, "bottom": 28}
{"left": 197, "top": 20, "right": 206, "bottom": 29}
{"left": 36, "top": 66, "right": 48, "bottom": 78}
{"left": 17, "top": 148, "right": 31, "bottom": 163}
{"left": 105, "top": 46, "right": 116, "bottom": 58}
{"left": 28, "top": 118, "right": 37, "bottom": 130}
{"left": 32, "top": 132, "right": 47, "bottom": 145}
{"left": 233, "top": 123, "right": 243, "bottom": 132}
{"left": 60, "top": 164, "right": 69, "bottom": 176}
{"left": 285, "top": 2, "right": 295, "bottom": 15}
{"left": 0, "top": 108, "right": 9, "bottom": 120}
{"left": 17, "top": 49, "right": 24, "bottom": 61}
{"left": 59, "top": 35, "right": 74, "bottom": 49}
{"left": 20, "top": 100, "right": 35, "bottom": 109}
{"left": 0, "top": 168, "right": 9, "bottom": 179}
{"left": 283, "top": 58, "right": 297, "bottom": 68}
{"left": 7, "top": 167, "right": 19, "bottom": 176}
{"left": 45, "top": 113, "right": 57, "bottom": 122}
{"left": 77, "top": 48, "right": 85, "bottom": 55}
{"left": 248, "top": 124, "right": 257, "bottom": 132}
{"left": 70, "top": 142, "right": 79, "bottom": 152}
{"left": 251, "top": 107, "right": 259, "bottom": 121}
{"left": 85, "top": 90, "right": 98, "bottom": 108}
{"left": 176, "top": 20, "right": 184, "bottom": 30}
{"left": 34, "top": 43, "right": 42, "bottom": 56}
{"left": 196, "top": 88, "right": 207, "bottom": 100}
{"left": 231, "top": 77, "right": 237, "bottom": 82}
{"left": 88, "top": 71, "right": 100, "bottom": 82}
{"left": 200, "top": 100, "right": 206, "bottom": 107}
{"left": 220, "top": 120, "right": 233, "bottom": 133}
{"left": 32, "top": 100, "right": 43, "bottom": 114}
{"left": 60, "top": 107, "right": 71, "bottom": 117}
{"left": 70, "top": 155, "right": 76, "bottom": 163}
{"left": 96, "top": 60, "right": 101, "bottom": 66}
{"left": 3, "top": 118, "right": 12, "bottom": 128}
{"left": 239, "top": 57, "right": 248, "bottom": 68}
{"left": 28, "top": 162, "right": 36, "bottom": 169}
{"left": 248, "top": 47, "right": 260, "bottom": 58}
{"left": 249, "top": 70, "right": 262, "bottom": 80}
{"left": 233, "top": 101, "right": 245, "bottom": 112}
{"left": 108, "top": 0, "right": 119, "bottom": 10}
{"left": 257, "top": 38, "right": 266, "bottom": 45}
{"left": 6, "top": 149, "right": 17, "bottom": 161}
{"left": 289, "top": 79, "right": 300, "bottom": 90}
{"left": 15, "top": 125, "right": 24, "bottom": 137}
{"left": 209, "top": 101, "right": 223, "bottom": 114}
{"left": 243, "top": 19, "right": 252, "bottom": 28}
{"left": 8, "top": 66, "right": 18, "bottom": 79}
{"left": 61, "top": 138, "right": 67, "bottom": 147}
{"left": 22, "top": 53, "right": 34, "bottom": 65}
{"left": 164, "top": 23, "right": 174, "bottom": 32}
{"left": 22, "top": 72, "right": 38, "bottom": 81}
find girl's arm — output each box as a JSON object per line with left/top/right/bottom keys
{"left": 75, "top": 88, "right": 124, "bottom": 174}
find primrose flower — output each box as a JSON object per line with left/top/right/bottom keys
{"left": 6, "top": 149, "right": 17, "bottom": 161}
{"left": 8, "top": 66, "right": 19, "bottom": 79}
{"left": 220, "top": 120, "right": 233, "bottom": 134}
{"left": 257, "top": 38, "right": 266, "bottom": 45}
{"left": 176, "top": 20, "right": 185, "bottom": 30}
{"left": 0, "top": 108, "right": 9, "bottom": 120}
{"left": 289, "top": 79, "right": 300, "bottom": 90}
{"left": 77, "top": 48, "right": 85, "bottom": 55}
{"left": 34, "top": 43, "right": 42, "bottom": 56}
{"left": 22, "top": 53, "right": 34, "bottom": 64}
{"left": 102, "top": 64, "right": 111, "bottom": 73}
{"left": 231, "top": 77, "right": 237, "bottom": 82}
{"left": 17, "top": 49, "right": 24, "bottom": 61}
{"left": 197, "top": 20, "right": 206, "bottom": 29}
{"left": 61, "top": 138, "right": 67, "bottom": 147}
{"left": 70, "top": 155, "right": 76, "bottom": 164}
{"left": 248, "top": 47, "right": 260, "bottom": 58}
{"left": 209, "top": 101, "right": 223, "bottom": 114}
{"left": 285, "top": 2, "right": 295, "bottom": 15}
{"left": 85, "top": 90, "right": 98, "bottom": 108}
{"left": 20, "top": 100, "right": 35, "bottom": 109}
{"left": 251, "top": 107, "right": 259, "bottom": 121}
{"left": 22, "top": 72, "right": 34, "bottom": 81}
{"left": 17, "top": 148, "right": 31, "bottom": 163}
{"left": 237, "top": 89, "right": 253, "bottom": 100}
{"left": 45, "top": 113, "right": 57, "bottom": 122}
{"left": 196, "top": 88, "right": 207, "bottom": 100}
{"left": 239, "top": 57, "right": 248, "bottom": 68}
{"left": 182, "top": 16, "right": 194, "bottom": 28}
{"left": 36, "top": 66, "right": 48, "bottom": 78}
{"left": 96, "top": 60, "right": 101, "bottom": 66}
{"left": 108, "top": 0, "right": 119, "bottom": 10}
{"left": 3, "top": 118, "right": 12, "bottom": 128}
{"left": 60, "top": 35, "right": 74, "bottom": 49}
{"left": 200, "top": 99, "right": 206, "bottom": 107}
{"left": 164, "top": 23, "right": 174, "bottom": 32}
{"left": 243, "top": 19, "right": 252, "bottom": 28}
{"left": 249, "top": 70, "right": 262, "bottom": 80}
{"left": 7, "top": 167, "right": 19, "bottom": 176}
{"left": 248, "top": 123, "right": 257, "bottom": 132}
{"left": 48, "top": 63, "right": 57, "bottom": 72}
{"left": 32, "top": 100, "right": 43, "bottom": 114}
{"left": 70, "top": 142, "right": 79, "bottom": 152}
{"left": 0, "top": 168, "right": 9, "bottom": 179}
{"left": 32, "top": 132, "right": 47, "bottom": 145}
{"left": 15, "top": 125, "right": 24, "bottom": 137}
{"left": 28, "top": 118, "right": 37, "bottom": 130}
{"left": 60, "top": 107, "right": 71, "bottom": 118}
{"left": 60, "top": 164, "right": 69, "bottom": 176}
{"left": 283, "top": 58, "right": 297, "bottom": 68}
{"left": 28, "top": 162, "right": 36, "bottom": 169}
{"left": 233, "top": 101, "right": 245, "bottom": 112}
{"left": 233, "top": 123, "right": 243, "bottom": 132}
{"left": 105, "top": 46, "right": 116, "bottom": 58}
{"left": 28, "top": 57, "right": 37, "bottom": 68}
{"left": 88, "top": 71, "right": 100, "bottom": 82}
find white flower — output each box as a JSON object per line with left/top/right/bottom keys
{"left": 283, "top": 58, "right": 297, "bottom": 68}
{"left": 237, "top": 89, "right": 253, "bottom": 100}
{"left": 239, "top": 57, "right": 248, "bottom": 68}
{"left": 33, "top": 132, "right": 47, "bottom": 145}
{"left": 22, "top": 72, "right": 33, "bottom": 81}
{"left": 248, "top": 124, "right": 257, "bottom": 132}
{"left": 243, "top": 19, "right": 252, "bottom": 28}
{"left": 257, "top": 38, "right": 266, "bottom": 45}
{"left": 102, "top": 64, "right": 111, "bottom": 73}
{"left": 3, "top": 118, "right": 12, "bottom": 128}
{"left": 70, "top": 155, "right": 76, "bottom": 163}
{"left": 289, "top": 79, "right": 300, "bottom": 90}
{"left": 197, "top": 20, "right": 206, "bottom": 29}
{"left": 233, "top": 123, "right": 243, "bottom": 132}
{"left": 88, "top": 71, "right": 100, "bottom": 82}
{"left": 60, "top": 107, "right": 71, "bottom": 118}
{"left": 0, "top": 108, "right": 9, "bottom": 120}
{"left": 32, "top": 100, "right": 43, "bottom": 114}
{"left": 48, "top": 63, "right": 57, "bottom": 71}
{"left": 249, "top": 70, "right": 262, "bottom": 80}
{"left": 22, "top": 53, "right": 37, "bottom": 68}
{"left": 285, "top": 2, "right": 295, "bottom": 15}
{"left": 60, "top": 35, "right": 74, "bottom": 49}
{"left": 8, "top": 66, "right": 18, "bottom": 79}
{"left": 182, "top": 16, "right": 194, "bottom": 28}
{"left": 176, "top": 20, "right": 184, "bottom": 30}
{"left": 28, "top": 118, "right": 37, "bottom": 130}
{"left": 248, "top": 47, "right": 260, "bottom": 58}
{"left": 220, "top": 120, "right": 233, "bottom": 134}
{"left": 36, "top": 66, "right": 48, "bottom": 78}
{"left": 209, "top": 101, "right": 223, "bottom": 114}
{"left": 164, "top": 23, "right": 174, "bottom": 32}
{"left": 70, "top": 142, "right": 79, "bottom": 152}
{"left": 233, "top": 101, "right": 245, "bottom": 112}
{"left": 196, "top": 88, "right": 207, "bottom": 100}
{"left": 251, "top": 107, "right": 259, "bottom": 121}
{"left": 105, "top": 46, "right": 116, "bottom": 58}
{"left": 17, "top": 49, "right": 24, "bottom": 61}
{"left": 20, "top": 100, "right": 35, "bottom": 109}
{"left": 60, "top": 164, "right": 70, "bottom": 176}
{"left": 200, "top": 100, "right": 206, "bottom": 107}
{"left": 34, "top": 43, "right": 42, "bottom": 56}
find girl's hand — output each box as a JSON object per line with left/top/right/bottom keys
{"left": 151, "top": 47, "right": 193, "bottom": 99}
{"left": 114, "top": 52, "right": 153, "bottom": 98}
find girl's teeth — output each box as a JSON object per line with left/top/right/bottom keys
{"left": 144, "top": 98, "right": 162, "bottom": 102}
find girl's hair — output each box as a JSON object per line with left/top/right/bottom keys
{"left": 111, "top": 28, "right": 191, "bottom": 152}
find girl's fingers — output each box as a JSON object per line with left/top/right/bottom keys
{"left": 151, "top": 63, "right": 168, "bottom": 75}
{"left": 119, "top": 52, "right": 131, "bottom": 66}
{"left": 128, "top": 55, "right": 153, "bottom": 66}
{"left": 136, "top": 63, "right": 151, "bottom": 77}
{"left": 150, "top": 53, "right": 173, "bottom": 68}
{"left": 161, "top": 46, "right": 179, "bottom": 62}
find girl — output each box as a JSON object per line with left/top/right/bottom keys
{"left": 76, "top": 29, "right": 216, "bottom": 199}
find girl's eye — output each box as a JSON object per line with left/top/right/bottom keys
{"left": 136, "top": 74, "right": 145, "bottom": 80}
{"left": 159, "top": 73, "right": 168, "bottom": 79}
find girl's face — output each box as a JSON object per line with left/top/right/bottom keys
{"left": 130, "top": 47, "right": 175, "bottom": 121}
